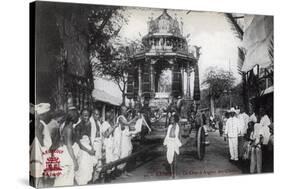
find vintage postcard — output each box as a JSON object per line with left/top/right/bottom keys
{"left": 30, "top": 1, "right": 274, "bottom": 188}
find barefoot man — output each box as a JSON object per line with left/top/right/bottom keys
{"left": 163, "top": 114, "right": 182, "bottom": 179}
{"left": 116, "top": 105, "right": 139, "bottom": 177}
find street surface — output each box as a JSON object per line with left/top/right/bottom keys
{"left": 112, "top": 130, "right": 243, "bottom": 183}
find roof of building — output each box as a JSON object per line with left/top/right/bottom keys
{"left": 92, "top": 77, "right": 122, "bottom": 106}
{"left": 92, "top": 89, "right": 122, "bottom": 106}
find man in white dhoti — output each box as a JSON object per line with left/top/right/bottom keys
{"left": 225, "top": 108, "right": 240, "bottom": 161}
{"left": 116, "top": 106, "right": 139, "bottom": 177}
{"left": 90, "top": 109, "right": 103, "bottom": 182}
{"left": 30, "top": 103, "right": 52, "bottom": 188}
{"left": 101, "top": 111, "right": 118, "bottom": 164}
{"left": 74, "top": 109, "right": 96, "bottom": 185}
{"left": 54, "top": 107, "right": 80, "bottom": 187}
{"left": 100, "top": 110, "right": 119, "bottom": 181}
{"left": 163, "top": 114, "right": 182, "bottom": 179}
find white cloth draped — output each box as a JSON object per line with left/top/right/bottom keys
{"left": 116, "top": 115, "right": 133, "bottom": 170}
{"left": 30, "top": 120, "right": 52, "bottom": 178}
{"left": 253, "top": 122, "right": 271, "bottom": 145}
{"left": 90, "top": 117, "right": 102, "bottom": 161}
{"left": 30, "top": 137, "right": 45, "bottom": 178}
{"left": 101, "top": 121, "right": 114, "bottom": 164}
{"left": 260, "top": 115, "right": 271, "bottom": 128}
{"left": 249, "top": 113, "right": 257, "bottom": 123}
{"left": 163, "top": 124, "right": 182, "bottom": 164}
{"left": 237, "top": 113, "right": 249, "bottom": 135}
{"left": 112, "top": 120, "right": 122, "bottom": 162}
{"left": 89, "top": 117, "right": 102, "bottom": 182}
{"left": 54, "top": 143, "right": 79, "bottom": 187}
{"left": 40, "top": 120, "right": 52, "bottom": 150}
{"left": 75, "top": 136, "right": 97, "bottom": 185}
{"left": 130, "top": 115, "right": 151, "bottom": 136}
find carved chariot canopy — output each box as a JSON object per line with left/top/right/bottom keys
{"left": 148, "top": 9, "right": 182, "bottom": 36}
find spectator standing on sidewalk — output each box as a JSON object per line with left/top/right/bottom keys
{"left": 224, "top": 107, "right": 240, "bottom": 162}
{"left": 250, "top": 116, "right": 263, "bottom": 173}
{"left": 259, "top": 108, "right": 271, "bottom": 172}
{"left": 236, "top": 106, "right": 249, "bottom": 159}
{"left": 266, "top": 123, "right": 274, "bottom": 172}
{"left": 249, "top": 107, "right": 257, "bottom": 123}
{"left": 218, "top": 114, "right": 224, "bottom": 137}
{"left": 249, "top": 109, "right": 271, "bottom": 174}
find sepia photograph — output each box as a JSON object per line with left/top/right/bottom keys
{"left": 30, "top": 1, "right": 274, "bottom": 188}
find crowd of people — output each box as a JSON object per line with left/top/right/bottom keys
{"left": 223, "top": 106, "right": 273, "bottom": 173}
{"left": 29, "top": 100, "right": 273, "bottom": 187}
{"left": 30, "top": 103, "right": 151, "bottom": 187}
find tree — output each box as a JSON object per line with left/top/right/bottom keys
{"left": 96, "top": 44, "right": 133, "bottom": 105}
{"left": 93, "top": 38, "right": 144, "bottom": 105}
{"left": 225, "top": 13, "right": 250, "bottom": 112}
{"left": 87, "top": 7, "right": 131, "bottom": 105}
{"left": 202, "top": 67, "right": 236, "bottom": 116}
{"left": 88, "top": 6, "right": 127, "bottom": 70}
{"left": 237, "top": 47, "right": 249, "bottom": 112}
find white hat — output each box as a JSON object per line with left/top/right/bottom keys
{"left": 35, "top": 103, "right": 50, "bottom": 115}
{"left": 229, "top": 107, "right": 236, "bottom": 113}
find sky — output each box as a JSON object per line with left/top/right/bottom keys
{"left": 118, "top": 7, "right": 243, "bottom": 85}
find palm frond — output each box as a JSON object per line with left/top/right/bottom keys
{"left": 225, "top": 13, "right": 244, "bottom": 40}
{"left": 268, "top": 34, "right": 274, "bottom": 65}
{"left": 237, "top": 47, "right": 245, "bottom": 75}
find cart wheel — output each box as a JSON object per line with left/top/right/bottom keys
{"left": 197, "top": 126, "right": 206, "bottom": 160}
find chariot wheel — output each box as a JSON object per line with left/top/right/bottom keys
{"left": 196, "top": 126, "right": 206, "bottom": 160}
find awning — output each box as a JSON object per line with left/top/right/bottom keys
{"left": 92, "top": 89, "right": 122, "bottom": 106}
{"left": 242, "top": 16, "right": 273, "bottom": 72}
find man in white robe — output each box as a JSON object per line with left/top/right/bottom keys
{"left": 225, "top": 108, "right": 240, "bottom": 161}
